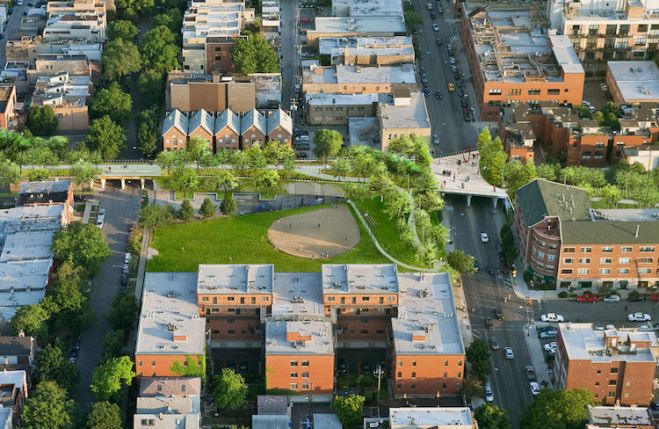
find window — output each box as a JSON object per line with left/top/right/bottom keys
{"left": 509, "top": 89, "right": 521, "bottom": 96}
{"left": 578, "top": 258, "right": 590, "bottom": 264}
{"left": 595, "top": 381, "right": 600, "bottom": 386}
{"left": 621, "top": 247, "right": 632, "bottom": 253}
{"left": 528, "top": 89, "right": 541, "bottom": 95}
{"left": 610, "top": 368, "right": 619, "bottom": 374}
{"left": 547, "top": 255, "right": 557, "bottom": 262}
{"left": 607, "top": 391, "right": 615, "bottom": 398}
{"left": 302, "top": 383, "right": 310, "bottom": 389}
{"left": 301, "top": 372, "right": 309, "bottom": 377}
{"left": 397, "top": 372, "right": 402, "bottom": 378}
{"left": 488, "top": 89, "right": 502, "bottom": 95}
{"left": 601, "top": 247, "right": 613, "bottom": 253}
{"left": 360, "top": 330, "right": 368, "bottom": 334}
{"left": 600, "top": 258, "right": 612, "bottom": 264}
{"left": 619, "top": 258, "right": 631, "bottom": 264}
{"left": 362, "top": 296, "right": 370, "bottom": 302}
{"left": 618, "top": 268, "right": 630, "bottom": 274}
{"left": 290, "top": 373, "right": 298, "bottom": 378}
{"left": 444, "top": 360, "right": 449, "bottom": 366}
{"left": 412, "top": 361, "right": 417, "bottom": 367}
{"left": 301, "top": 361, "right": 310, "bottom": 366}
{"left": 151, "top": 361, "right": 156, "bottom": 367}
{"left": 411, "top": 384, "right": 415, "bottom": 389}
{"left": 596, "top": 370, "right": 602, "bottom": 374}
{"left": 561, "top": 269, "right": 573, "bottom": 274}
{"left": 600, "top": 268, "right": 611, "bottom": 274}
{"left": 291, "top": 383, "right": 297, "bottom": 390}
{"left": 608, "top": 380, "right": 617, "bottom": 385}
{"left": 563, "top": 258, "right": 574, "bottom": 264}
{"left": 638, "top": 268, "right": 651, "bottom": 274}
{"left": 398, "top": 361, "right": 403, "bottom": 367}
{"left": 580, "top": 247, "right": 592, "bottom": 253}
{"left": 227, "top": 297, "right": 235, "bottom": 301}
{"left": 640, "top": 246, "right": 655, "bottom": 252}
{"left": 635, "top": 37, "right": 647, "bottom": 45}
{"left": 637, "top": 257, "right": 653, "bottom": 264}
{"left": 564, "top": 247, "right": 575, "bottom": 253}
{"left": 458, "top": 360, "right": 463, "bottom": 366}
{"left": 201, "top": 297, "right": 209, "bottom": 301}
{"left": 379, "top": 297, "right": 384, "bottom": 304}
{"left": 328, "top": 296, "right": 335, "bottom": 302}
{"left": 411, "top": 372, "right": 416, "bottom": 379}
{"left": 577, "top": 268, "right": 589, "bottom": 274}
{"left": 548, "top": 89, "right": 560, "bottom": 95}
{"left": 291, "top": 361, "right": 298, "bottom": 366}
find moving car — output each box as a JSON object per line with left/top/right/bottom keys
{"left": 432, "top": 23, "right": 439, "bottom": 32}
{"left": 628, "top": 312, "right": 652, "bottom": 322}
{"left": 504, "top": 347, "right": 514, "bottom": 360}
{"left": 489, "top": 336, "right": 500, "bottom": 350}
{"left": 96, "top": 208, "right": 106, "bottom": 229}
{"left": 436, "top": 38, "right": 442, "bottom": 46}
{"left": 447, "top": 82, "right": 455, "bottom": 92}
{"left": 434, "top": 90, "right": 442, "bottom": 99}
{"left": 540, "top": 313, "right": 564, "bottom": 322}
{"left": 480, "top": 232, "right": 489, "bottom": 243}
{"left": 525, "top": 365, "right": 536, "bottom": 381}
{"left": 603, "top": 295, "right": 621, "bottom": 302}
{"left": 529, "top": 381, "right": 541, "bottom": 396}
{"left": 494, "top": 309, "right": 504, "bottom": 320}
{"left": 484, "top": 379, "right": 494, "bottom": 402}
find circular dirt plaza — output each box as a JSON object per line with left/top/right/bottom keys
{"left": 268, "top": 205, "right": 360, "bottom": 259}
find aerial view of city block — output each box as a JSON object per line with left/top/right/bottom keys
{"left": 0, "top": 0, "right": 656, "bottom": 426}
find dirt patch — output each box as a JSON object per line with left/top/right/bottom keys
{"left": 268, "top": 205, "right": 360, "bottom": 259}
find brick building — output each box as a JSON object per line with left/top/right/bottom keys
{"left": 555, "top": 324, "right": 657, "bottom": 406}
{"left": 606, "top": 61, "right": 659, "bottom": 106}
{"left": 166, "top": 72, "right": 256, "bottom": 113}
{"left": 0, "top": 84, "right": 16, "bottom": 130}
{"left": 515, "top": 179, "right": 659, "bottom": 289}
{"left": 461, "top": 6, "right": 585, "bottom": 121}
{"left": 302, "top": 64, "right": 417, "bottom": 96}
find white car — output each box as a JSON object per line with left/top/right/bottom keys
{"left": 484, "top": 380, "right": 494, "bottom": 402}
{"left": 628, "top": 312, "right": 652, "bottom": 322}
{"left": 432, "top": 24, "right": 440, "bottom": 32}
{"left": 603, "top": 295, "right": 621, "bottom": 302}
{"left": 96, "top": 208, "right": 106, "bottom": 229}
{"left": 480, "top": 233, "right": 489, "bottom": 243}
{"left": 504, "top": 347, "right": 514, "bottom": 360}
{"left": 600, "top": 83, "right": 608, "bottom": 91}
{"left": 540, "top": 313, "right": 564, "bottom": 323}
{"left": 529, "top": 381, "right": 541, "bottom": 396}
{"left": 543, "top": 342, "right": 557, "bottom": 354}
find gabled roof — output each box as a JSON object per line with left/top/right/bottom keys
{"left": 240, "top": 109, "right": 266, "bottom": 135}
{"left": 215, "top": 109, "right": 241, "bottom": 135}
{"left": 515, "top": 179, "right": 591, "bottom": 226}
{"left": 162, "top": 109, "right": 188, "bottom": 136}
{"left": 266, "top": 108, "right": 293, "bottom": 135}
{"left": 188, "top": 109, "right": 214, "bottom": 135}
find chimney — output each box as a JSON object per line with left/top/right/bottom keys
{"left": 212, "top": 72, "right": 221, "bottom": 83}
{"left": 173, "top": 334, "right": 188, "bottom": 342}
{"left": 412, "top": 330, "right": 426, "bottom": 342}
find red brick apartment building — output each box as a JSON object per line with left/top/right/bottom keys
{"left": 461, "top": 6, "right": 584, "bottom": 121}
{"left": 500, "top": 104, "right": 659, "bottom": 166}
{"left": 514, "top": 179, "right": 659, "bottom": 289}
{"left": 555, "top": 324, "right": 657, "bottom": 406}
{"left": 137, "top": 265, "right": 465, "bottom": 398}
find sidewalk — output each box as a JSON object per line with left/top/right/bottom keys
{"left": 523, "top": 324, "right": 555, "bottom": 389}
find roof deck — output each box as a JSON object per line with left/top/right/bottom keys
{"left": 197, "top": 264, "right": 274, "bottom": 295}
{"left": 321, "top": 264, "right": 399, "bottom": 294}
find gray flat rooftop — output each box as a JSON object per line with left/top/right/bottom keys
{"left": 607, "top": 61, "right": 659, "bottom": 102}
{"left": 312, "top": 16, "right": 406, "bottom": 34}
{"left": 0, "top": 231, "right": 54, "bottom": 262}
{"left": 197, "top": 264, "right": 274, "bottom": 295}
{"left": 305, "top": 93, "right": 378, "bottom": 106}
{"left": 318, "top": 36, "right": 412, "bottom": 56}
{"left": 303, "top": 64, "right": 416, "bottom": 85}
{"left": 333, "top": 0, "right": 403, "bottom": 16}
{"left": 252, "top": 415, "right": 289, "bottom": 429}
{"left": 392, "top": 273, "right": 464, "bottom": 356}
{"left": 136, "top": 273, "right": 205, "bottom": 356}
{"left": 0, "top": 259, "right": 52, "bottom": 292}
{"left": 136, "top": 395, "right": 199, "bottom": 415}
{"left": 0, "top": 205, "right": 63, "bottom": 235}
{"left": 590, "top": 208, "right": 659, "bottom": 222}
{"left": 389, "top": 407, "right": 474, "bottom": 429}
{"left": 265, "top": 320, "right": 334, "bottom": 355}
{"left": 379, "top": 91, "right": 431, "bottom": 130}
{"left": 587, "top": 405, "right": 653, "bottom": 426}
{"left": 272, "top": 273, "right": 324, "bottom": 321}
{"left": 558, "top": 323, "right": 657, "bottom": 363}
{"left": 133, "top": 412, "right": 200, "bottom": 429}
{"left": 321, "top": 264, "right": 399, "bottom": 294}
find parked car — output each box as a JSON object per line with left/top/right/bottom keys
{"left": 480, "top": 232, "right": 489, "bottom": 243}
{"left": 540, "top": 313, "right": 564, "bottom": 322}
{"left": 436, "top": 38, "right": 442, "bottom": 46}
{"left": 603, "top": 295, "right": 621, "bottom": 302}
{"left": 525, "top": 365, "right": 536, "bottom": 381}
{"left": 494, "top": 309, "right": 504, "bottom": 320}
{"left": 473, "top": 259, "right": 479, "bottom": 271}
{"left": 489, "top": 336, "right": 500, "bottom": 350}
{"left": 485, "top": 317, "right": 493, "bottom": 329}
{"left": 529, "top": 381, "right": 541, "bottom": 396}
{"left": 121, "top": 272, "right": 129, "bottom": 288}
{"left": 484, "top": 379, "right": 494, "bottom": 402}
{"left": 96, "top": 208, "right": 106, "bottom": 228}
{"left": 628, "top": 312, "right": 652, "bottom": 322}
{"left": 539, "top": 329, "right": 557, "bottom": 339}
{"left": 337, "top": 359, "right": 347, "bottom": 374}
{"left": 124, "top": 253, "right": 132, "bottom": 264}
{"left": 504, "top": 347, "right": 514, "bottom": 360}
{"left": 577, "top": 292, "right": 599, "bottom": 303}
{"left": 68, "top": 350, "right": 78, "bottom": 364}
{"left": 432, "top": 134, "right": 439, "bottom": 145}
{"left": 432, "top": 23, "right": 439, "bottom": 32}
{"left": 544, "top": 342, "right": 557, "bottom": 354}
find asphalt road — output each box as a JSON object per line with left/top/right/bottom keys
{"left": 74, "top": 187, "right": 141, "bottom": 406}
{"left": 279, "top": 0, "right": 300, "bottom": 112}
{"left": 0, "top": 2, "right": 30, "bottom": 67}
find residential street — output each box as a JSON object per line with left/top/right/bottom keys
{"left": 0, "top": 2, "right": 30, "bottom": 68}
{"left": 279, "top": 0, "right": 300, "bottom": 112}
{"left": 74, "top": 187, "right": 141, "bottom": 406}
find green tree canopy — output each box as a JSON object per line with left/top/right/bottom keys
{"left": 52, "top": 222, "right": 111, "bottom": 275}
{"left": 11, "top": 303, "right": 49, "bottom": 339}
{"left": 71, "top": 161, "right": 100, "bottom": 188}
{"left": 521, "top": 389, "right": 595, "bottom": 429}
{"left": 333, "top": 394, "right": 365, "bottom": 429}
{"left": 22, "top": 381, "right": 75, "bottom": 429}
{"left": 466, "top": 339, "right": 492, "bottom": 381}
{"left": 91, "top": 356, "right": 136, "bottom": 401}
{"left": 178, "top": 199, "right": 194, "bottom": 222}
{"left": 140, "top": 25, "right": 181, "bottom": 75}
{"left": 102, "top": 329, "right": 127, "bottom": 360}
{"left": 27, "top": 168, "right": 52, "bottom": 182}
{"left": 44, "top": 259, "right": 86, "bottom": 314}
{"left": 36, "top": 344, "right": 80, "bottom": 392}
{"left": 313, "top": 129, "right": 343, "bottom": 162}
{"left": 108, "top": 19, "right": 138, "bottom": 41}
{"left": 253, "top": 170, "right": 280, "bottom": 195}
{"left": 153, "top": 8, "right": 183, "bottom": 32}
{"left": 139, "top": 204, "right": 175, "bottom": 230}
{"left": 137, "top": 108, "right": 160, "bottom": 157}
{"left": 102, "top": 39, "right": 141, "bottom": 82}
{"left": 475, "top": 404, "right": 511, "bottom": 429}
{"left": 447, "top": 250, "right": 476, "bottom": 274}
{"left": 212, "top": 368, "right": 247, "bottom": 411}
{"left": 0, "top": 160, "right": 20, "bottom": 187}
{"left": 232, "top": 34, "right": 280, "bottom": 74}
{"left": 245, "top": 144, "right": 267, "bottom": 168}
{"left": 136, "top": 69, "right": 166, "bottom": 105}
{"left": 87, "top": 401, "right": 123, "bottom": 429}
{"left": 90, "top": 82, "right": 133, "bottom": 124}
{"left": 186, "top": 136, "right": 212, "bottom": 170}
{"left": 87, "top": 116, "right": 127, "bottom": 160}
{"left": 503, "top": 160, "right": 536, "bottom": 199}
{"left": 460, "top": 375, "right": 484, "bottom": 399}
{"left": 172, "top": 166, "right": 199, "bottom": 194}
{"left": 211, "top": 170, "right": 238, "bottom": 193}
{"left": 27, "top": 106, "right": 58, "bottom": 136}
{"left": 106, "top": 292, "right": 138, "bottom": 333}
{"left": 115, "top": 0, "right": 154, "bottom": 20}
{"left": 477, "top": 129, "right": 507, "bottom": 187}
{"left": 199, "top": 198, "right": 216, "bottom": 218}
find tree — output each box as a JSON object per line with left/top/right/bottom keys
{"left": 212, "top": 368, "right": 247, "bottom": 411}
{"left": 211, "top": 170, "right": 238, "bottom": 193}
{"left": 102, "top": 39, "right": 141, "bottom": 82}
{"left": 253, "top": 170, "right": 280, "bottom": 195}
{"left": 171, "top": 166, "right": 199, "bottom": 194}
{"left": 333, "top": 394, "right": 365, "bottom": 429}
{"left": 447, "top": 250, "right": 476, "bottom": 274}
{"left": 87, "top": 116, "right": 127, "bottom": 161}
{"left": 477, "top": 129, "right": 507, "bottom": 187}
{"left": 499, "top": 222, "right": 518, "bottom": 265}
{"left": 414, "top": 191, "right": 445, "bottom": 213}
{"left": 475, "top": 404, "right": 511, "bottom": 429}
{"left": 139, "top": 204, "right": 174, "bottom": 230}
{"left": 232, "top": 34, "right": 280, "bottom": 74}
{"left": 466, "top": 339, "right": 492, "bottom": 381}
{"left": 45, "top": 259, "right": 86, "bottom": 314}
{"left": 521, "top": 389, "right": 595, "bottom": 429}
{"left": 140, "top": 26, "right": 181, "bottom": 75}
{"left": 403, "top": 2, "right": 422, "bottom": 30}
{"left": 0, "top": 160, "right": 20, "bottom": 187}
{"left": 136, "top": 69, "right": 166, "bottom": 105}
{"left": 156, "top": 150, "right": 184, "bottom": 174}
{"left": 36, "top": 345, "right": 79, "bottom": 392}
{"left": 27, "top": 168, "right": 52, "bottom": 181}
{"left": 102, "top": 329, "right": 127, "bottom": 360}
{"left": 461, "top": 375, "right": 484, "bottom": 399}
{"left": 71, "top": 161, "right": 99, "bottom": 189}
{"left": 106, "top": 292, "right": 138, "bottom": 332}
{"left": 87, "top": 401, "right": 123, "bottom": 429}
{"left": 90, "top": 82, "right": 132, "bottom": 124}
{"left": 153, "top": 8, "right": 183, "bottom": 32}
{"left": 245, "top": 144, "right": 267, "bottom": 168}
{"left": 137, "top": 108, "right": 160, "bottom": 157}
{"left": 199, "top": 198, "right": 216, "bottom": 218}
{"left": 178, "top": 199, "right": 194, "bottom": 222}
{"left": 220, "top": 192, "right": 236, "bottom": 215}
{"left": 314, "top": 129, "right": 343, "bottom": 163}
{"left": 601, "top": 184, "right": 622, "bottom": 207}
{"left": 115, "top": 0, "right": 154, "bottom": 19}
{"left": 11, "top": 303, "right": 49, "bottom": 339}
{"left": 331, "top": 157, "right": 352, "bottom": 180}
{"left": 264, "top": 141, "right": 296, "bottom": 169}
{"left": 171, "top": 355, "right": 205, "bottom": 378}
{"left": 186, "top": 136, "right": 212, "bottom": 170}
{"left": 21, "top": 381, "right": 75, "bottom": 429}
{"left": 108, "top": 19, "right": 138, "bottom": 41}
{"left": 26, "top": 106, "right": 58, "bottom": 136}
{"left": 503, "top": 160, "right": 536, "bottom": 198}
{"left": 90, "top": 356, "right": 135, "bottom": 401}
{"left": 52, "top": 222, "right": 111, "bottom": 275}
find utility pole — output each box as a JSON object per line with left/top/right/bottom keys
{"left": 374, "top": 365, "right": 384, "bottom": 410}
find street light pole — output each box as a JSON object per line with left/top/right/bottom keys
{"left": 374, "top": 365, "right": 384, "bottom": 409}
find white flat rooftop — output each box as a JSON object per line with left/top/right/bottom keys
{"left": 265, "top": 320, "right": 334, "bottom": 355}
{"left": 549, "top": 35, "right": 585, "bottom": 74}
{"left": 558, "top": 323, "right": 657, "bottom": 363}
{"left": 271, "top": 272, "right": 324, "bottom": 321}
{"left": 305, "top": 93, "right": 378, "bottom": 106}
{"left": 607, "top": 61, "right": 659, "bottom": 102}
{"left": 303, "top": 64, "right": 416, "bottom": 85}
{"left": 318, "top": 36, "right": 412, "bottom": 56}
{"left": 389, "top": 407, "right": 474, "bottom": 429}
{"left": 197, "top": 264, "right": 274, "bottom": 295}
{"left": 587, "top": 405, "right": 653, "bottom": 427}
{"left": 0, "top": 259, "right": 52, "bottom": 292}
{"left": 312, "top": 16, "right": 406, "bottom": 35}
{"left": 392, "top": 272, "right": 464, "bottom": 356}
{"left": 380, "top": 91, "right": 431, "bottom": 130}
{"left": 0, "top": 231, "right": 54, "bottom": 261}
{"left": 322, "top": 264, "right": 399, "bottom": 294}
{"left": 136, "top": 273, "right": 205, "bottom": 356}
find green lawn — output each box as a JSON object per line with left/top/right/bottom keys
{"left": 352, "top": 197, "right": 429, "bottom": 268}
{"left": 147, "top": 203, "right": 389, "bottom": 272}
